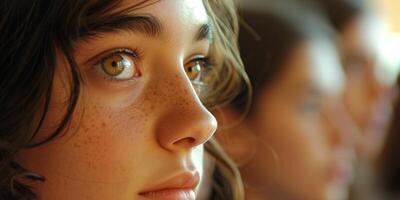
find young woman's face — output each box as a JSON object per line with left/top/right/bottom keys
{"left": 242, "top": 41, "right": 355, "bottom": 200}
{"left": 15, "top": 1, "right": 217, "bottom": 199}
{"left": 339, "top": 16, "right": 392, "bottom": 157}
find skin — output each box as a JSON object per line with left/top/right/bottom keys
{"left": 14, "top": 0, "right": 217, "bottom": 199}
{"left": 218, "top": 40, "right": 355, "bottom": 200}
{"left": 339, "top": 16, "right": 392, "bottom": 158}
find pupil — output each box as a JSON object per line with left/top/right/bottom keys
{"left": 111, "top": 61, "right": 117, "bottom": 68}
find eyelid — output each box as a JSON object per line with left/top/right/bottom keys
{"left": 185, "top": 55, "right": 212, "bottom": 66}
{"left": 85, "top": 47, "right": 141, "bottom": 66}
{"left": 83, "top": 47, "right": 141, "bottom": 66}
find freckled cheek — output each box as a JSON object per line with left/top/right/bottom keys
{"left": 62, "top": 113, "right": 150, "bottom": 182}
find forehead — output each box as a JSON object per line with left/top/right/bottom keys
{"left": 342, "top": 16, "right": 382, "bottom": 56}
{"left": 308, "top": 38, "right": 345, "bottom": 96}
{"left": 120, "top": 0, "right": 209, "bottom": 36}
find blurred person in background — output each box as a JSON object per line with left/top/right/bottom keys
{"left": 313, "top": 0, "right": 393, "bottom": 159}
{"left": 311, "top": 0, "right": 395, "bottom": 199}
{"left": 215, "top": 1, "right": 356, "bottom": 199}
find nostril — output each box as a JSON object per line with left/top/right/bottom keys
{"left": 173, "top": 137, "right": 196, "bottom": 147}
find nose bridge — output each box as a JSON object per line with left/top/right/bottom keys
{"left": 323, "top": 101, "right": 356, "bottom": 150}
{"left": 150, "top": 65, "right": 217, "bottom": 152}
{"left": 366, "top": 64, "right": 385, "bottom": 100}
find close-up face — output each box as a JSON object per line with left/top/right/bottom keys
{"left": 241, "top": 40, "right": 355, "bottom": 200}
{"left": 339, "top": 15, "right": 392, "bottom": 156}
{"left": 14, "top": 0, "right": 217, "bottom": 199}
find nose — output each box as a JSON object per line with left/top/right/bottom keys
{"left": 324, "top": 101, "right": 356, "bottom": 149}
{"left": 366, "top": 64, "right": 388, "bottom": 102}
{"left": 153, "top": 73, "right": 217, "bottom": 152}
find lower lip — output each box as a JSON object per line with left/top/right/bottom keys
{"left": 140, "top": 189, "right": 195, "bottom": 200}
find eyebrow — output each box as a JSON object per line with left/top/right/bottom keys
{"left": 195, "top": 24, "right": 213, "bottom": 42}
{"left": 80, "top": 15, "right": 212, "bottom": 42}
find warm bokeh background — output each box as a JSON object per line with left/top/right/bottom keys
{"left": 372, "top": 0, "right": 400, "bottom": 33}
{"left": 370, "top": 0, "right": 400, "bottom": 84}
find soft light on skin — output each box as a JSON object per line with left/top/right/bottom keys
{"left": 13, "top": 0, "right": 217, "bottom": 199}
{"left": 192, "top": 145, "right": 205, "bottom": 194}
{"left": 184, "top": 0, "right": 209, "bottom": 24}
{"left": 309, "top": 38, "right": 345, "bottom": 97}
{"left": 357, "top": 14, "right": 396, "bottom": 86}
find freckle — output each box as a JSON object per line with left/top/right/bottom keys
{"left": 185, "top": 99, "right": 191, "bottom": 105}
{"left": 149, "top": 104, "right": 155, "bottom": 111}
{"left": 94, "top": 135, "right": 100, "bottom": 140}
{"left": 101, "top": 122, "right": 106, "bottom": 128}
{"left": 73, "top": 143, "right": 81, "bottom": 148}
{"left": 83, "top": 127, "right": 90, "bottom": 133}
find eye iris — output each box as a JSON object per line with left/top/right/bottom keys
{"left": 186, "top": 62, "right": 202, "bottom": 80}
{"left": 102, "top": 55, "right": 125, "bottom": 76}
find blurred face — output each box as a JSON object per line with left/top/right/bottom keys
{"left": 339, "top": 16, "right": 392, "bottom": 156}
{"left": 14, "top": 1, "right": 217, "bottom": 200}
{"left": 241, "top": 41, "right": 355, "bottom": 200}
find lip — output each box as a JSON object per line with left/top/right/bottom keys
{"left": 139, "top": 172, "right": 200, "bottom": 200}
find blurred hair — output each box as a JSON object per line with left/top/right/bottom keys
{"left": 232, "top": 1, "right": 333, "bottom": 115}
{"left": 0, "top": 0, "right": 246, "bottom": 199}
{"left": 378, "top": 76, "right": 400, "bottom": 194}
{"left": 311, "top": 0, "right": 366, "bottom": 32}
{"left": 203, "top": 0, "right": 246, "bottom": 199}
